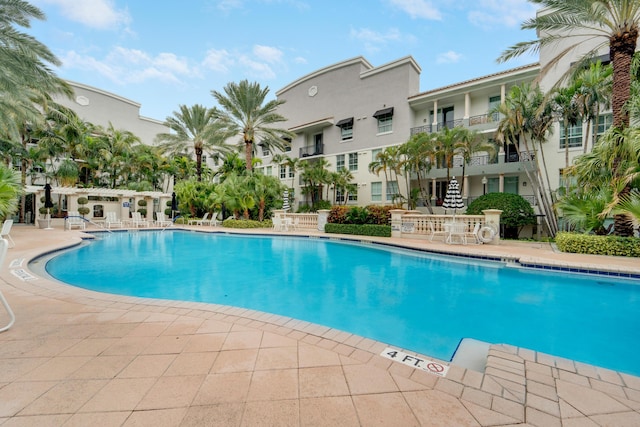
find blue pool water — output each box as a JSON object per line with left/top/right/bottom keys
{"left": 44, "top": 230, "right": 640, "bottom": 376}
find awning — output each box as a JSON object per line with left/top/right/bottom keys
{"left": 373, "top": 107, "right": 394, "bottom": 118}
{"left": 335, "top": 117, "right": 354, "bottom": 127}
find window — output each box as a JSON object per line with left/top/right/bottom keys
{"left": 386, "top": 181, "right": 398, "bottom": 202}
{"left": 504, "top": 176, "right": 519, "bottom": 194}
{"left": 266, "top": 166, "right": 272, "bottom": 176}
{"left": 487, "top": 178, "right": 499, "bottom": 194}
{"left": 597, "top": 114, "right": 613, "bottom": 136}
{"left": 283, "top": 137, "right": 292, "bottom": 152}
{"left": 489, "top": 95, "right": 501, "bottom": 121}
{"left": 371, "top": 148, "right": 381, "bottom": 161}
{"left": 559, "top": 120, "right": 582, "bottom": 148}
{"left": 371, "top": 182, "right": 382, "bottom": 202}
{"left": 336, "top": 117, "right": 354, "bottom": 141}
{"left": 348, "top": 153, "right": 358, "bottom": 171}
{"left": 336, "top": 154, "right": 345, "bottom": 170}
{"left": 288, "top": 167, "right": 294, "bottom": 178}
{"left": 373, "top": 107, "right": 394, "bottom": 133}
{"left": 337, "top": 187, "right": 358, "bottom": 203}
{"left": 93, "top": 205, "right": 104, "bottom": 218}
{"left": 280, "top": 165, "right": 286, "bottom": 179}
{"left": 559, "top": 169, "right": 577, "bottom": 191}
{"left": 262, "top": 146, "right": 270, "bottom": 156}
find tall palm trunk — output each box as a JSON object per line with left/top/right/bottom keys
{"left": 610, "top": 29, "right": 638, "bottom": 236}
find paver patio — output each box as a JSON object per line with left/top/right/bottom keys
{"left": 0, "top": 225, "right": 638, "bottom": 426}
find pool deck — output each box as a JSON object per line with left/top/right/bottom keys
{"left": 0, "top": 224, "right": 639, "bottom": 426}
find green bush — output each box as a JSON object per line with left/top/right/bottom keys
{"left": 223, "top": 219, "right": 272, "bottom": 229}
{"left": 556, "top": 232, "right": 640, "bottom": 257}
{"left": 137, "top": 199, "right": 147, "bottom": 207}
{"left": 366, "top": 205, "right": 393, "bottom": 225}
{"left": 345, "top": 206, "right": 371, "bottom": 224}
{"left": 77, "top": 197, "right": 88, "bottom": 205}
{"left": 137, "top": 208, "right": 147, "bottom": 216}
{"left": 328, "top": 206, "right": 349, "bottom": 224}
{"left": 467, "top": 193, "right": 536, "bottom": 238}
{"left": 78, "top": 206, "right": 90, "bottom": 216}
{"left": 325, "top": 223, "right": 391, "bottom": 237}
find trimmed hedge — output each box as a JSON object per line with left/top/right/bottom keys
{"left": 556, "top": 232, "right": 640, "bottom": 257}
{"left": 223, "top": 219, "right": 272, "bottom": 229}
{"left": 325, "top": 223, "right": 391, "bottom": 237}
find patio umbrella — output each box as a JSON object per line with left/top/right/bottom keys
{"left": 171, "top": 192, "right": 178, "bottom": 218}
{"left": 282, "top": 189, "right": 290, "bottom": 212}
{"left": 43, "top": 183, "right": 54, "bottom": 230}
{"left": 442, "top": 176, "right": 464, "bottom": 218}
{"left": 44, "top": 183, "right": 54, "bottom": 209}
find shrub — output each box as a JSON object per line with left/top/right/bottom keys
{"left": 78, "top": 207, "right": 90, "bottom": 216}
{"left": 366, "top": 205, "right": 393, "bottom": 225}
{"left": 137, "top": 208, "right": 147, "bottom": 216}
{"left": 137, "top": 199, "right": 147, "bottom": 207}
{"left": 345, "top": 206, "right": 371, "bottom": 224}
{"left": 328, "top": 206, "right": 349, "bottom": 224}
{"left": 325, "top": 223, "right": 391, "bottom": 237}
{"left": 77, "top": 197, "right": 88, "bottom": 205}
{"left": 223, "top": 218, "right": 272, "bottom": 229}
{"left": 467, "top": 193, "right": 536, "bottom": 237}
{"left": 556, "top": 232, "right": 640, "bottom": 257}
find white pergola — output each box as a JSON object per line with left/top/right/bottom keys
{"left": 25, "top": 185, "right": 172, "bottom": 222}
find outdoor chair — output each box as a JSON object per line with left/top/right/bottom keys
{"left": 66, "top": 212, "right": 86, "bottom": 230}
{"left": 0, "top": 220, "right": 15, "bottom": 248}
{"left": 155, "top": 212, "right": 172, "bottom": 227}
{"left": 130, "top": 212, "right": 149, "bottom": 228}
{"left": 188, "top": 213, "right": 209, "bottom": 226}
{"left": 209, "top": 212, "right": 220, "bottom": 227}
{"left": 465, "top": 223, "right": 482, "bottom": 245}
{"left": 427, "top": 221, "right": 446, "bottom": 242}
{"left": 105, "top": 212, "right": 123, "bottom": 229}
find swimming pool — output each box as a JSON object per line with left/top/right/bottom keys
{"left": 44, "top": 230, "right": 640, "bottom": 376}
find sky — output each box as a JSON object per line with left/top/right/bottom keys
{"left": 26, "top": 0, "right": 539, "bottom": 121}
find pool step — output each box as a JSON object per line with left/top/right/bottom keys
{"left": 451, "top": 338, "right": 491, "bottom": 373}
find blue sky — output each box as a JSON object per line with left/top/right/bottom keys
{"left": 27, "top": 0, "right": 539, "bottom": 121}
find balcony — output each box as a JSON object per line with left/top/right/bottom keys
{"left": 299, "top": 143, "right": 323, "bottom": 158}
{"left": 410, "top": 112, "right": 501, "bottom": 135}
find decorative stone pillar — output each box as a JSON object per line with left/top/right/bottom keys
{"left": 390, "top": 209, "right": 407, "bottom": 238}
{"left": 482, "top": 209, "right": 503, "bottom": 245}
{"left": 317, "top": 209, "right": 330, "bottom": 232}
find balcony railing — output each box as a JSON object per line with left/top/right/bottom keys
{"left": 410, "top": 112, "right": 502, "bottom": 135}
{"left": 299, "top": 143, "right": 323, "bottom": 157}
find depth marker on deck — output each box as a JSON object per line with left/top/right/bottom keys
{"left": 381, "top": 347, "right": 449, "bottom": 377}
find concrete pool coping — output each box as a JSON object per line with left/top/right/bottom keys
{"left": 0, "top": 224, "right": 639, "bottom": 426}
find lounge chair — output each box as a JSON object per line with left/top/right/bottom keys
{"left": 130, "top": 212, "right": 149, "bottom": 228}
{"left": 0, "top": 238, "right": 15, "bottom": 332}
{"left": 155, "top": 212, "right": 172, "bottom": 227}
{"left": 66, "top": 211, "right": 86, "bottom": 230}
{"left": 466, "top": 223, "right": 482, "bottom": 245}
{"left": 0, "top": 219, "right": 15, "bottom": 248}
{"left": 209, "top": 212, "right": 220, "bottom": 227}
{"left": 105, "top": 212, "right": 123, "bottom": 229}
{"left": 428, "top": 221, "right": 446, "bottom": 241}
{"left": 188, "top": 212, "right": 209, "bottom": 226}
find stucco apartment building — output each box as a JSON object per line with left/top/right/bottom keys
{"left": 50, "top": 35, "right": 612, "bottom": 218}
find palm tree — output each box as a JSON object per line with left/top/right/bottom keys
{"left": 368, "top": 146, "right": 404, "bottom": 204}
{"left": 498, "top": 0, "right": 640, "bottom": 130}
{"left": 156, "top": 104, "right": 227, "bottom": 182}
{"left": 0, "top": 164, "right": 21, "bottom": 220}
{"left": 453, "top": 129, "right": 496, "bottom": 195}
{"left": 573, "top": 61, "right": 612, "bottom": 152}
{"left": 550, "top": 85, "right": 582, "bottom": 176}
{"left": 250, "top": 173, "right": 284, "bottom": 221}
{"left": 398, "top": 132, "right": 436, "bottom": 213}
{"left": 299, "top": 159, "right": 330, "bottom": 209}
{"left": 97, "top": 123, "right": 140, "bottom": 188}
{"left": 211, "top": 80, "right": 294, "bottom": 172}
{"left": 494, "top": 83, "right": 558, "bottom": 235}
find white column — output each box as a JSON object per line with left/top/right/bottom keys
{"left": 463, "top": 175, "right": 469, "bottom": 199}
{"left": 464, "top": 92, "right": 470, "bottom": 119}
{"left": 499, "top": 173, "right": 505, "bottom": 193}
{"left": 431, "top": 178, "right": 437, "bottom": 201}
{"left": 501, "top": 84, "right": 506, "bottom": 103}
{"left": 432, "top": 100, "right": 438, "bottom": 126}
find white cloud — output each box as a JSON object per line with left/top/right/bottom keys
{"left": 60, "top": 47, "right": 196, "bottom": 85}
{"left": 436, "top": 50, "right": 463, "bottom": 64}
{"left": 293, "top": 56, "right": 307, "bottom": 64}
{"left": 467, "top": 0, "right": 536, "bottom": 29}
{"left": 350, "top": 27, "right": 406, "bottom": 53}
{"left": 238, "top": 56, "right": 276, "bottom": 80}
{"left": 388, "top": 0, "right": 442, "bottom": 20}
{"left": 253, "top": 45, "right": 284, "bottom": 64}
{"left": 202, "top": 48, "right": 235, "bottom": 73}
{"left": 35, "top": 0, "right": 131, "bottom": 30}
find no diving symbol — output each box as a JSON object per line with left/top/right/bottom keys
{"left": 426, "top": 362, "right": 444, "bottom": 373}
